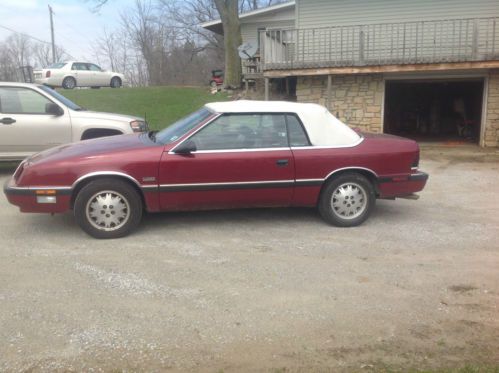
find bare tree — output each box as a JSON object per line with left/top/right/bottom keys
{"left": 213, "top": 0, "right": 241, "bottom": 88}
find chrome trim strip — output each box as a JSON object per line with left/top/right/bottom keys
{"left": 159, "top": 179, "right": 296, "bottom": 192}
{"left": 160, "top": 180, "right": 294, "bottom": 188}
{"left": 72, "top": 171, "right": 142, "bottom": 189}
{"left": 323, "top": 166, "right": 379, "bottom": 180}
{"left": 291, "top": 136, "right": 364, "bottom": 150}
{"left": 141, "top": 185, "right": 158, "bottom": 190}
{"left": 186, "top": 147, "right": 290, "bottom": 154}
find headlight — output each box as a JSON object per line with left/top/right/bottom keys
{"left": 130, "top": 120, "right": 148, "bottom": 132}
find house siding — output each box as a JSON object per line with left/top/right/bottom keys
{"left": 241, "top": 20, "right": 294, "bottom": 46}
{"left": 296, "top": 0, "right": 499, "bottom": 29}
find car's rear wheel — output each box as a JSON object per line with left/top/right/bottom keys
{"left": 110, "top": 77, "right": 122, "bottom": 88}
{"left": 62, "top": 76, "right": 76, "bottom": 89}
{"left": 318, "top": 173, "right": 375, "bottom": 227}
{"left": 74, "top": 179, "right": 142, "bottom": 239}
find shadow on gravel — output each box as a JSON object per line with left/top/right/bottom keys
{"left": 18, "top": 202, "right": 409, "bottom": 240}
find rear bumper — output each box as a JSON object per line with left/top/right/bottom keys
{"left": 378, "top": 171, "right": 429, "bottom": 198}
{"left": 3, "top": 178, "right": 71, "bottom": 213}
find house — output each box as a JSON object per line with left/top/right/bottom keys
{"left": 201, "top": 1, "right": 295, "bottom": 80}
{"left": 203, "top": 0, "right": 499, "bottom": 147}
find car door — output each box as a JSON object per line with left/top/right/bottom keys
{"left": 71, "top": 62, "right": 91, "bottom": 86}
{"left": 87, "top": 63, "right": 108, "bottom": 86}
{"left": 158, "top": 113, "right": 295, "bottom": 211}
{"left": 0, "top": 86, "right": 71, "bottom": 158}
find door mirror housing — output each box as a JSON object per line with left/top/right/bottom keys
{"left": 174, "top": 140, "right": 197, "bottom": 154}
{"left": 45, "top": 102, "right": 64, "bottom": 116}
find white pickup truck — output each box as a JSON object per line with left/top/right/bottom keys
{"left": 0, "top": 82, "right": 148, "bottom": 161}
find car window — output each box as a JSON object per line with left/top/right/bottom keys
{"left": 286, "top": 115, "right": 310, "bottom": 146}
{"left": 72, "top": 63, "right": 88, "bottom": 71}
{"left": 190, "top": 114, "right": 288, "bottom": 150}
{"left": 0, "top": 87, "right": 52, "bottom": 114}
{"left": 47, "top": 62, "right": 66, "bottom": 69}
{"left": 87, "top": 63, "right": 102, "bottom": 71}
{"left": 156, "top": 108, "right": 213, "bottom": 144}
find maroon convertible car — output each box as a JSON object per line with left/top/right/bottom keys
{"left": 4, "top": 101, "right": 428, "bottom": 238}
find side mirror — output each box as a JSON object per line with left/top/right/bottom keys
{"left": 174, "top": 139, "right": 197, "bottom": 154}
{"left": 45, "top": 102, "right": 64, "bottom": 116}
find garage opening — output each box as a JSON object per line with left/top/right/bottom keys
{"left": 384, "top": 79, "right": 484, "bottom": 144}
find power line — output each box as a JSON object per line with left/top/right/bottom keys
{"left": 0, "top": 24, "right": 52, "bottom": 45}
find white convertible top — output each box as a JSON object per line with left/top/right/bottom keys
{"left": 205, "top": 100, "right": 361, "bottom": 147}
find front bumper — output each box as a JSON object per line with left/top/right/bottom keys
{"left": 3, "top": 178, "right": 72, "bottom": 213}
{"left": 378, "top": 171, "right": 429, "bottom": 198}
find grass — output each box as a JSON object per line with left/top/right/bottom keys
{"left": 61, "top": 86, "right": 229, "bottom": 131}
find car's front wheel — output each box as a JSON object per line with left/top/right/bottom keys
{"left": 74, "top": 179, "right": 142, "bottom": 239}
{"left": 110, "top": 77, "right": 122, "bottom": 88}
{"left": 62, "top": 76, "right": 76, "bottom": 89}
{"left": 318, "top": 173, "right": 375, "bottom": 227}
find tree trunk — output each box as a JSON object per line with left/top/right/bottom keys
{"left": 214, "top": 0, "right": 242, "bottom": 89}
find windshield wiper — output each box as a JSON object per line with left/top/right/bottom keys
{"left": 73, "top": 107, "right": 86, "bottom": 111}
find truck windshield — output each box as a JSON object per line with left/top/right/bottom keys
{"left": 38, "top": 85, "right": 84, "bottom": 111}
{"left": 155, "top": 108, "right": 214, "bottom": 144}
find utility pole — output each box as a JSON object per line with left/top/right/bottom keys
{"left": 48, "top": 5, "right": 56, "bottom": 63}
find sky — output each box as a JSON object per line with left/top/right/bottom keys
{"left": 0, "top": 0, "right": 137, "bottom": 66}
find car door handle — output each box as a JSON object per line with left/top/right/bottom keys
{"left": 0, "top": 117, "right": 16, "bottom": 125}
{"left": 276, "top": 159, "right": 289, "bottom": 167}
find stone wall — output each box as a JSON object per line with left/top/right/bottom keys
{"left": 484, "top": 70, "right": 499, "bottom": 147}
{"left": 296, "top": 74, "right": 384, "bottom": 133}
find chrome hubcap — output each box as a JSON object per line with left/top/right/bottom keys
{"left": 86, "top": 191, "right": 130, "bottom": 231}
{"left": 331, "top": 182, "right": 367, "bottom": 220}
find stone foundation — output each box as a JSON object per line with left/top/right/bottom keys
{"left": 296, "top": 74, "right": 384, "bottom": 133}
{"left": 484, "top": 70, "right": 499, "bottom": 147}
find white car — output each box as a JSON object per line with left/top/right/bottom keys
{"left": 34, "top": 61, "right": 126, "bottom": 89}
{"left": 0, "top": 82, "right": 148, "bottom": 161}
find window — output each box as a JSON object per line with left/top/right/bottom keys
{"left": 156, "top": 108, "right": 213, "bottom": 144}
{"left": 286, "top": 115, "right": 310, "bottom": 147}
{"left": 0, "top": 87, "right": 53, "bottom": 114}
{"left": 72, "top": 63, "right": 88, "bottom": 71}
{"left": 190, "top": 114, "right": 288, "bottom": 151}
{"left": 87, "top": 63, "right": 102, "bottom": 71}
{"left": 47, "top": 62, "right": 67, "bottom": 69}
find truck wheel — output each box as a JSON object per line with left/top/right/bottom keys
{"left": 74, "top": 178, "right": 142, "bottom": 239}
{"left": 62, "top": 77, "right": 76, "bottom": 89}
{"left": 318, "top": 173, "right": 375, "bottom": 227}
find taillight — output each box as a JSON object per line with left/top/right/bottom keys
{"left": 46, "top": 70, "right": 51, "bottom": 78}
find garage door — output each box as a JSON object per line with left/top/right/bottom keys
{"left": 383, "top": 79, "right": 484, "bottom": 144}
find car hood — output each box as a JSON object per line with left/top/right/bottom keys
{"left": 70, "top": 110, "right": 144, "bottom": 122}
{"left": 28, "top": 133, "right": 154, "bottom": 165}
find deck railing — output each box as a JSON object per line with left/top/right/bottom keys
{"left": 260, "top": 17, "right": 499, "bottom": 70}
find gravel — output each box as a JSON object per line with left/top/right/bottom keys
{"left": 0, "top": 149, "right": 498, "bottom": 372}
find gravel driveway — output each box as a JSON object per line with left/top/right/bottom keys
{"left": 1, "top": 148, "right": 498, "bottom": 372}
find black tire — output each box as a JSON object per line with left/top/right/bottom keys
{"left": 81, "top": 129, "right": 122, "bottom": 140}
{"left": 209, "top": 80, "right": 217, "bottom": 88}
{"left": 62, "top": 76, "right": 76, "bottom": 89}
{"left": 74, "top": 178, "right": 142, "bottom": 239}
{"left": 318, "top": 172, "right": 375, "bottom": 227}
{"left": 110, "top": 77, "right": 122, "bottom": 88}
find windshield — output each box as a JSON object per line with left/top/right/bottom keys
{"left": 156, "top": 108, "right": 214, "bottom": 144}
{"left": 47, "top": 62, "right": 67, "bottom": 69}
{"left": 38, "top": 85, "right": 83, "bottom": 111}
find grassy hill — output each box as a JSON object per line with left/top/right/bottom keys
{"left": 61, "top": 86, "right": 228, "bottom": 131}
